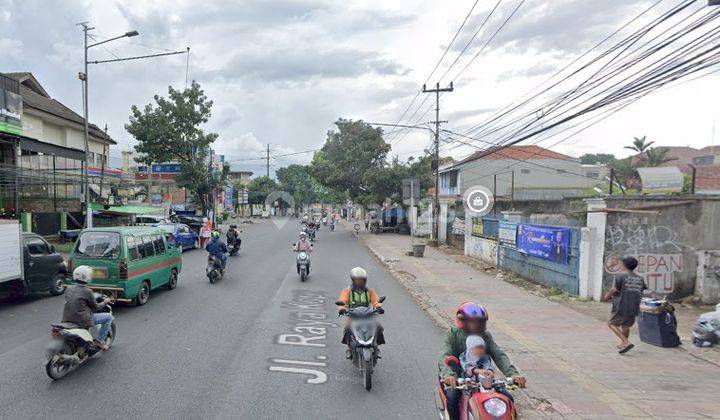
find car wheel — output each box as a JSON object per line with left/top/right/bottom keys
{"left": 49, "top": 273, "right": 67, "bottom": 296}
{"left": 135, "top": 280, "right": 150, "bottom": 306}
{"left": 167, "top": 269, "right": 178, "bottom": 290}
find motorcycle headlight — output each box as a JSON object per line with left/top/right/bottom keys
{"left": 299, "top": 252, "right": 308, "bottom": 260}
{"left": 483, "top": 398, "right": 507, "bottom": 418}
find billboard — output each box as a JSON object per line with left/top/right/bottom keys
{"left": 517, "top": 224, "right": 571, "bottom": 265}
{"left": 0, "top": 88, "right": 22, "bottom": 136}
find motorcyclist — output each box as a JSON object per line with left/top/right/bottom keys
{"left": 226, "top": 224, "right": 241, "bottom": 249}
{"left": 293, "top": 231, "right": 313, "bottom": 274}
{"left": 439, "top": 302, "right": 526, "bottom": 420}
{"left": 337, "top": 267, "right": 385, "bottom": 358}
{"left": 205, "top": 230, "right": 228, "bottom": 270}
{"left": 61, "top": 266, "right": 113, "bottom": 350}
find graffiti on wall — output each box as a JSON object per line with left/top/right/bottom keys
{"left": 606, "top": 224, "right": 692, "bottom": 254}
{"left": 604, "top": 253, "right": 683, "bottom": 293}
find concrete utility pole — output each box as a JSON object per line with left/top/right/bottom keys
{"left": 422, "top": 82, "right": 453, "bottom": 241}
{"left": 266, "top": 144, "right": 270, "bottom": 178}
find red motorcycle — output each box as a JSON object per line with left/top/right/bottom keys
{"left": 435, "top": 356, "right": 518, "bottom": 420}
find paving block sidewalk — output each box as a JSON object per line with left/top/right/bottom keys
{"left": 357, "top": 230, "right": 720, "bottom": 419}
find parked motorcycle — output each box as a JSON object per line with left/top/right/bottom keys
{"left": 435, "top": 356, "right": 518, "bottom": 420}
{"left": 335, "top": 296, "right": 386, "bottom": 391}
{"left": 296, "top": 250, "right": 311, "bottom": 282}
{"left": 207, "top": 255, "right": 224, "bottom": 283}
{"left": 45, "top": 293, "right": 116, "bottom": 380}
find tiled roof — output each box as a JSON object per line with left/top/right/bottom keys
{"left": 458, "top": 145, "right": 575, "bottom": 165}
{"left": 696, "top": 165, "right": 720, "bottom": 191}
{"left": 3, "top": 72, "right": 115, "bottom": 144}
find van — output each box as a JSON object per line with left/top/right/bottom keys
{"left": 69, "top": 227, "right": 182, "bottom": 306}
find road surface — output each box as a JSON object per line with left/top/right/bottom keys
{"left": 0, "top": 219, "right": 443, "bottom": 419}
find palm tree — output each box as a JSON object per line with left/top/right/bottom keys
{"left": 642, "top": 147, "right": 677, "bottom": 167}
{"left": 624, "top": 136, "right": 655, "bottom": 153}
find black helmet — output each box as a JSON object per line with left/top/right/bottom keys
{"left": 230, "top": 224, "right": 237, "bottom": 229}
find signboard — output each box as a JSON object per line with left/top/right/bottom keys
{"left": 0, "top": 89, "right": 22, "bottom": 136}
{"left": 471, "top": 217, "right": 484, "bottom": 237}
{"left": 517, "top": 224, "right": 570, "bottom": 264}
{"left": 224, "top": 183, "right": 234, "bottom": 212}
{"left": 137, "top": 163, "right": 182, "bottom": 173}
{"left": 498, "top": 222, "right": 517, "bottom": 246}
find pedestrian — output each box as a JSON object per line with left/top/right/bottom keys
{"left": 200, "top": 217, "right": 212, "bottom": 248}
{"left": 602, "top": 256, "right": 647, "bottom": 354}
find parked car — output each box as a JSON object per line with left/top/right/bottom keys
{"left": 0, "top": 227, "right": 68, "bottom": 300}
{"left": 170, "top": 214, "right": 205, "bottom": 234}
{"left": 68, "top": 227, "right": 182, "bottom": 306}
{"left": 155, "top": 223, "right": 199, "bottom": 251}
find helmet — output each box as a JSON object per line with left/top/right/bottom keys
{"left": 73, "top": 265, "right": 93, "bottom": 284}
{"left": 211, "top": 231, "right": 220, "bottom": 239}
{"left": 299, "top": 231, "right": 307, "bottom": 238}
{"left": 230, "top": 224, "right": 237, "bottom": 229}
{"left": 349, "top": 267, "right": 368, "bottom": 288}
{"left": 455, "top": 302, "right": 489, "bottom": 330}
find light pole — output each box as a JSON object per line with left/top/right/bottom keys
{"left": 79, "top": 23, "right": 139, "bottom": 228}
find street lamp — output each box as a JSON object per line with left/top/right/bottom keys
{"left": 79, "top": 23, "right": 138, "bottom": 228}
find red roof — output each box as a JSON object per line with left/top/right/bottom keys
{"left": 696, "top": 165, "right": 720, "bottom": 192}
{"left": 458, "top": 145, "right": 575, "bottom": 165}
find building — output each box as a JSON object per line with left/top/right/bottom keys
{"left": 227, "top": 170, "right": 253, "bottom": 186}
{"left": 696, "top": 165, "right": 720, "bottom": 195}
{"left": 439, "top": 145, "right": 603, "bottom": 201}
{"left": 0, "top": 72, "right": 115, "bottom": 233}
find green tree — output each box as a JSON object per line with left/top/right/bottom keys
{"left": 125, "top": 81, "right": 221, "bottom": 211}
{"left": 624, "top": 135, "right": 655, "bottom": 153}
{"left": 580, "top": 153, "right": 616, "bottom": 165}
{"left": 276, "top": 164, "right": 317, "bottom": 208}
{"left": 310, "top": 119, "right": 390, "bottom": 203}
{"left": 641, "top": 147, "right": 677, "bottom": 167}
{"left": 247, "top": 176, "right": 278, "bottom": 205}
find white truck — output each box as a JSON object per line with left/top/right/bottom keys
{"left": 0, "top": 220, "right": 68, "bottom": 299}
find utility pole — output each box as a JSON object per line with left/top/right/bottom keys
{"left": 422, "top": 82, "right": 453, "bottom": 242}
{"left": 266, "top": 144, "right": 270, "bottom": 178}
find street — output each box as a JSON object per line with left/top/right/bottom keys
{"left": 0, "top": 220, "right": 443, "bottom": 419}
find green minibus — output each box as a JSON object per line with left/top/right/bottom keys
{"left": 69, "top": 227, "right": 182, "bottom": 305}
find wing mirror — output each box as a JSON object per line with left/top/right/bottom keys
{"left": 378, "top": 296, "right": 386, "bottom": 303}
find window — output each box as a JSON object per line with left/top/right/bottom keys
{"left": 26, "top": 236, "right": 49, "bottom": 255}
{"left": 142, "top": 235, "right": 156, "bottom": 258}
{"left": 126, "top": 236, "right": 140, "bottom": 260}
{"left": 153, "top": 234, "right": 166, "bottom": 255}
{"left": 521, "top": 169, "right": 530, "bottom": 174}
{"left": 179, "top": 225, "right": 190, "bottom": 234}
{"left": 75, "top": 232, "right": 120, "bottom": 259}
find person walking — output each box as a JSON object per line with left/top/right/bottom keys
{"left": 602, "top": 256, "right": 647, "bottom": 354}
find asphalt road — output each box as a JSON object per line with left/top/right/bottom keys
{"left": 0, "top": 219, "right": 444, "bottom": 419}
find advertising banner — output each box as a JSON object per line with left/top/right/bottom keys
{"left": 224, "top": 183, "right": 234, "bottom": 212}
{"left": 517, "top": 224, "right": 570, "bottom": 264}
{"left": 498, "top": 221, "right": 517, "bottom": 246}
{"left": 0, "top": 89, "right": 22, "bottom": 135}
{"left": 471, "top": 217, "right": 484, "bottom": 237}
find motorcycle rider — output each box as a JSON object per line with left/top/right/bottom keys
{"left": 205, "top": 230, "right": 228, "bottom": 271}
{"left": 293, "top": 231, "right": 313, "bottom": 274}
{"left": 337, "top": 267, "right": 385, "bottom": 358}
{"left": 226, "top": 224, "right": 241, "bottom": 249}
{"left": 439, "top": 302, "right": 526, "bottom": 420}
{"left": 61, "top": 266, "right": 113, "bottom": 350}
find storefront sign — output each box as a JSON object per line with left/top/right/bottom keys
{"left": 517, "top": 224, "right": 570, "bottom": 264}
{"left": 498, "top": 221, "right": 517, "bottom": 246}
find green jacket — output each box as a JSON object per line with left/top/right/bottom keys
{"left": 438, "top": 327, "right": 519, "bottom": 378}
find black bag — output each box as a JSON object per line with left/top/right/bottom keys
{"left": 638, "top": 311, "right": 681, "bottom": 348}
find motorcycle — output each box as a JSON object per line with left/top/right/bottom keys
{"left": 308, "top": 226, "right": 317, "bottom": 242}
{"left": 207, "top": 255, "right": 224, "bottom": 283}
{"left": 295, "top": 249, "right": 311, "bottom": 281}
{"left": 435, "top": 356, "right": 518, "bottom": 420}
{"left": 227, "top": 235, "right": 242, "bottom": 256}
{"left": 330, "top": 221, "right": 335, "bottom": 231}
{"left": 45, "top": 293, "right": 116, "bottom": 380}
{"left": 322, "top": 217, "right": 328, "bottom": 226}
{"left": 335, "top": 297, "right": 386, "bottom": 391}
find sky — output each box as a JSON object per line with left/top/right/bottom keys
{"left": 1, "top": 0, "right": 718, "bottom": 176}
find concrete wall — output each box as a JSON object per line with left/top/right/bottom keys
{"left": 602, "top": 197, "right": 720, "bottom": 300}
{"left": 465, "top": 233, "right": 498, "bottom": 265}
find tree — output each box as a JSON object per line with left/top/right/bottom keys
{"left": 624, "top": 135, "right": 655, "bottom": 153}
{"left": 276, "top": 165, "right": 317, "bottom": 208}
{"left": 641, "top": 147, "right": 677, "bottom": 167}
{"left": 125, "top": 81, "right": 220, "bottom": 212}
{"left": 580, "top": 153, "right": 616, "bottom": 165}
{"left": 610, "top": 157, "right": 638, "bottom": 190}
{"left": 247, "top": 176, "right": 278, "bottom": 205}
{"left": 310, "top": 119, "right": 390, "bottom": 204}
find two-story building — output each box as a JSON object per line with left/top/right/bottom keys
{"left": 0, "top": 72, "right": 115, "bottom": 233}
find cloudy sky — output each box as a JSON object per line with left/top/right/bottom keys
{"left": 1, "top": 0, "right": 718, "bottom": 175}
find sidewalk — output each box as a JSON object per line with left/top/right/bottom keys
{"left": 355, "top": 229, "right": 720, "bottom": 419}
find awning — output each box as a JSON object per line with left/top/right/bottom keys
{"left": 90, "top": 203, "right": 165, "bottom": 216}
{"left": 88, "top": 183, "right": 110, "bottom": 200}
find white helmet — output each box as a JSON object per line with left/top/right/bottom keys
{"left": 73, "top": 265, "right": 93, "bottom": 284}
{"left": 350, "top": 267, "right": 367, "bottom": 280}
{"left": 299, "top": 231, "right": 307, "bottom": 238}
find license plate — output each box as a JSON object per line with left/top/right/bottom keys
{"left": 91, "top": 267, "right": 108, "bottom": 279}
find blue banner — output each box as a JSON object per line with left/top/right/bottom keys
{"left": 224, "top": 183, "right": 234, "bottom": 212}
{"left": 517, "top": 224, "right": 570, "bottom": 264}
